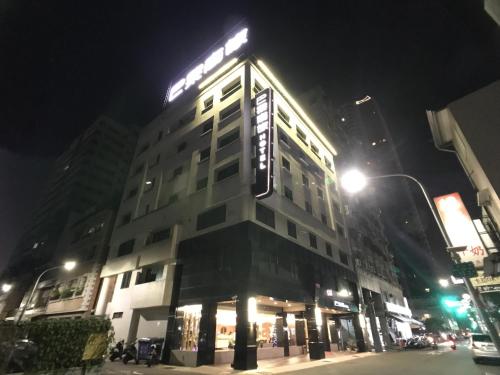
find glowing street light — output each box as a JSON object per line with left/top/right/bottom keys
{"left": 17, "top": 260, "right": 77, "bottom": 323}
{"left": 439, "top": 279, "right": 450, "bottom": 288}
{"left": 341, "top": 169, "right": 367, "bottom": 194}
{"left": 2, "top": 283, "right": 13, "bottom": 293}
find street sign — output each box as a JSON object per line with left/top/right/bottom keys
{"left": 452, "top": 261, "right": 478, "bottom": 278}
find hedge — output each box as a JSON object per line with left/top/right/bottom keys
{"left": 0, "top": 317, "right": 113, "bottom": 373}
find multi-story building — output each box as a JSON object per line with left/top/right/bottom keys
{"left": 301, "top": 89, "right": 419, "bottom": 350}
{"left": 0, "top": 116, "right": 137, "bottom": 319}
{"left": 95, "top": 27, "right": 372, "bottom": 369}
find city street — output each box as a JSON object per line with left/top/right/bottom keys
{"left": 101, "top": 344, "right": 500, "bottom": 375}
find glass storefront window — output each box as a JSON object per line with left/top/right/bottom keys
{"left": 177, "top": 304, "right": 202, "bottom": 351}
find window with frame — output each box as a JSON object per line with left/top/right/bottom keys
{"left": 121, "top": 271, "right": 132, "bottom": 289}
{"left": 199, "top": 147, "right": 210, "bottom": 162}
{"left": 339, "top": 251, "right": 349, "bottom": 265}
{"left": 136, "top": 263, "right": 163, "bottom": 285}
{"left": 197, "top": 177, "right": 208, "bottom": 191}
{"left": 112, "top": 312, "right": 123, "bottom": 319}
{"left": 216, "top": 161, "right": 239, "bottom": 182}
{"left": 317, "top": 188, "right": 324, "bottom": 199}
{"left": 219, "top": 100, "right": 241, "bottom": 124}
{"left": 277, "top": 107, "right": 291, "bottom": 127}
{"left": 287, "top": 220, "right": 297, "bottom": 238}
{"left": 326, "top": 243, "right": 333, "bottom": 257}
{"left": 279, "top": 130, "right": 289, "bottom": 145}
{"left": 282, "top": 157, "right": 291, "bottom": 171}
{"left": 197, "top": 205, "right": 226, "bottom": 230}
{"left": 117, "top": 239, "right": 135, "bottom": 257}
{"left": 256, "top": 203, "right": 275, "bottom": 228}
{"left": 302, "top": 174, "right": 309, "bottom": 187}
{"left": 296, "top": 127, "right": 307, "bottom": 145}
{"left": 203, "top": 96, "right": 213, "bottom": 112}
{"left": 337, "top": 224, "right": 345, "bottom": 237}
{"left": 309, "top": 233, "right": 318, "bottom": 249}
{"left": 221, "top": 77, "right": 242, "bottom": 99}
{"left": 284, "top": 186, "right": 293, "bottom": 201}
{"left": 146, "top": 227, "right": 171, "bottom": 245}
{"left": 218, "top": 129, "right": 239, "bottom": 149}
{"left": 311, "top": 143, "right": 320, "bottom": 157}
{"left": 200, "top": 117, "right": 214, "bottom": 135}
{"left": 305, "top": 201, "right": 313, "bottom": 214}
{"left": 325, "top": 158, "right": 333, "bottom": 170}
{"left": 253, "top": 80, "right": 263, "bottom": 94}
{"left": 321, "top": 213, "right": 328, "bottom": 225}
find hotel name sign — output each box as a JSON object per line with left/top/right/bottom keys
{"left": 167, "top": 28, "right": 248, "bottom": 102}
{"left": 254, "top": 88, "right": 274, "bottom": 199}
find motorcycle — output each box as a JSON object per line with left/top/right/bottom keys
{"left": 146, "top": 343, "right": 161, "bottom": 367}
{"left": 109, "top": 340, "right": 124, "bottom": 362}
{"left": 122, "top": 342, "right": 137, "bottom": 364}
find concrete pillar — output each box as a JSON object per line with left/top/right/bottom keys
{"left": 304, "top": 304, "right": 325, "bottom": 360}
{"left": 161, "top": 264, "right": 183, "bottom": 364}
{"left": 196, "top": 301, "right": 217, "bottom": 366}
{"left": 94, "top": 276, "right": 115, "bottom": 316}
{"left": 363, "top": 289, "right": 383, "bottom": 352}
{"left": 232, "top": 294, "right": 257, "bottom": 370}
{"left": 352, "top": 313, "right": 368, "bottom": 352}
{"left": 276, "top": 312, "right": 290, "bottom": 356}
{"left": 321, "top": 314, "right": 331, "bottom": 352}
{"left": 295, "top": 315, "right": 306, "bottom": 347}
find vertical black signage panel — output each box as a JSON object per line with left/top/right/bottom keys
{"left": 254, "top": 88, "right": 274, "bottom": 199}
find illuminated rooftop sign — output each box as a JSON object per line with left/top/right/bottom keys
{"left": 167, "top": 28, "right": 248, "bottom": 103}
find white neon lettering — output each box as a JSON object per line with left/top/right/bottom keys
{"left": 184, "top": 64, "right": 204, "bottom": 89}
{"left": 256, "top": 102, "right": 268, "bottom": 115}
{"left": 168, "top": 28, "right": 249, "bottom": 102}
{"left": 169, "top": 78, "right": 186, "bottom": 101}
{"left": 225, "top": 28, "right": 248, "bottom": 56}
{"left": 203, "top": 48, "right": 224, "bottom": 74}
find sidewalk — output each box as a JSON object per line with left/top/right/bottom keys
{"left": 103, "top": 350, "right": 377, "bottom": 374}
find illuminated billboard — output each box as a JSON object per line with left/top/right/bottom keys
{"left": 254, "top": 88, "right": 274, "bottom": 199}
{"left": 433, "top": 192, "right": 485, "bottom": 268}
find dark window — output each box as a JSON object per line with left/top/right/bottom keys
{"left": 325, "top": 159, "right": 332, "bottom": 170}
{"left": 117, "top": 239, "right": 135, "bottom": 257}
{"left": 144, "top": 178, "right": 155, "bottom": 192}
{"left": 302, "top": 174, "right": 309, "bottom": 187}
{"left": 221, "top": 78, "right": 241, "bottom": 99}
{"left": 254, "top": 81, "right": 263, "bottom": 94}
{"left": 203, "top": 96, "right": 213, "bottom": 112}
{"left": 309, "top": 233, "right": 318, "bottom": 249}
{"left": 127, "top": 187, "right": 138, "bottom": 199}
{"left": 218, "top": 129, "right": 239, "bottom": 149}
{"left": 121, "top": 213, "right": 131, "bottom": 226}
{"left": 177, "top": 142, "right": 187, "bottom": 153}
{"left": 284, "top": 186, "right": 293, "bottom": 201}
{"left": 333, "top": 202, "right": 341, "bottom": 213}
{"left": 200, "top": 147, "right": 210, "bottom": 162}
{"left": 317, "top": 188, "right": 324, "bottom": 199}
{"left": 173, "top": 166, "right": 183, "bottom": 178}
{"left": 311, "top": 143, "right": 320, "bottom": 157}
{"left": 216, "top": 161, "right": 239, "bottom": 181}
{"left": 200, "top": 117, "right": 214, "bottom": 135}
{"left": 287, "top": 220, "right": 297, "bottom": 238}
{"left": 197, "top": 205, "right": 226, "bottom": 230}
{"left": 146, "top": 227, "right": 171, "bottom": 245}
{"left": 340, "top": 251, "right": 349, "bottom": 265}
{"left": 279, "top": 130, "right": 289, "bottom": 145}
{"left": 296, "top": 128, "right": 307, "bottom": 145}
{"left": 136, "top": 263, "right": 163, "bottom": 285}
{"left": 112, "top": 312, "right": 123, "bottom": 319}
{"left": 326, "top": 243, "right": 333, "bottom": 257}
{"left": 305, "top": 201, "right": 312, "bottom": 214}
{"left": 282, "top": 157, "right": 290, "bottom": 171}
{"left": 121, "top": 271, "right": 132, "bottom": 289}
{"left": 179, "top": 108, "right": 196, "bottom": 126}
{"left": 337, "top": 224, "right": 345, "bottom": 237}
{"left": 219, "top": 100, "right": 241, "bottom": 124}
{"left": 321, "top": 214, "right": 328, "bottom": 225}
{"left": 277, "top": 107, "right": 291, "bottom": 127}
{"left": 256, "top": 203, "right": 275, "bottom": 228}
{"left": 197, "top": 177, "right": 208, "bottom": 190}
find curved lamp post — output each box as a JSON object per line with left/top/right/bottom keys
{"left": 17, "top": 261, "right": 76, "bottom": 324}
{"left": 340, "top": 169, "right": 500, "bottom": 352}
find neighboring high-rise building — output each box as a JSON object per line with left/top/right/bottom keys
{"left": 0, "top": 116, "right": 137, "bottom": 318}
{"left": 335, "top": 97, "right": 438, "bottom": 306}
{"left": 94, "top": 27, "right": 416, "bottom": 370}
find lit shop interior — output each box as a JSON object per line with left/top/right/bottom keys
{"left": 172, "top": 296, "right": 359, "bottom": 363}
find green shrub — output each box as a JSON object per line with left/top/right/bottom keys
{"left": 0, "top": 317, "right": 113, "bottom": 373}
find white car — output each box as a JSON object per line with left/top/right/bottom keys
{"left": 470, "top": 333, "right": 500, "bottom": 363}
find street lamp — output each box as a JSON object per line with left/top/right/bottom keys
{"left": 439, "top": 279, "right": 450, "bottom": 288}
{"left": 17, "top": 260, "right": 77, "bottom": 324}
{"left": 340, "top": 169, "right": 500, "bottom": 352}
{"left": 2, "top": 283, "right": 13, "bottom": 293}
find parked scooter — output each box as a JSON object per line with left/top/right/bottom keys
{"left": 122, "top": 342, "right": 137, "bottom": 364}
{"left": 146, "top": 343, "right": 161, "bottom": 367}
{"left": 109, "top": 340, "right": 124, "bottom": 362}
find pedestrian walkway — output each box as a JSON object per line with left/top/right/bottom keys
{"left": 103, "top": 351, "right": 376, "bottom": 375}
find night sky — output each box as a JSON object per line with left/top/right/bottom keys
{"left": 1, "top": 0, "right": 499, "bottom": 272}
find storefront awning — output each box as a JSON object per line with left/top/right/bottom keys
{"left": 386, "top": 312, "right": 423, "bottom": 327}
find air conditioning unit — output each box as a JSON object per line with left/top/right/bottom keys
{"left": 477, "top": 189, "right": 491, "bottom": 207}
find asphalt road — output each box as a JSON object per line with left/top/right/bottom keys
{"left": 101, "top": 344, "right": 500, "bottom": 375}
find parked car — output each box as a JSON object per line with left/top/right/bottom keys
{"left": 469, "top": 333, "right": 500, "bottom": 364}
